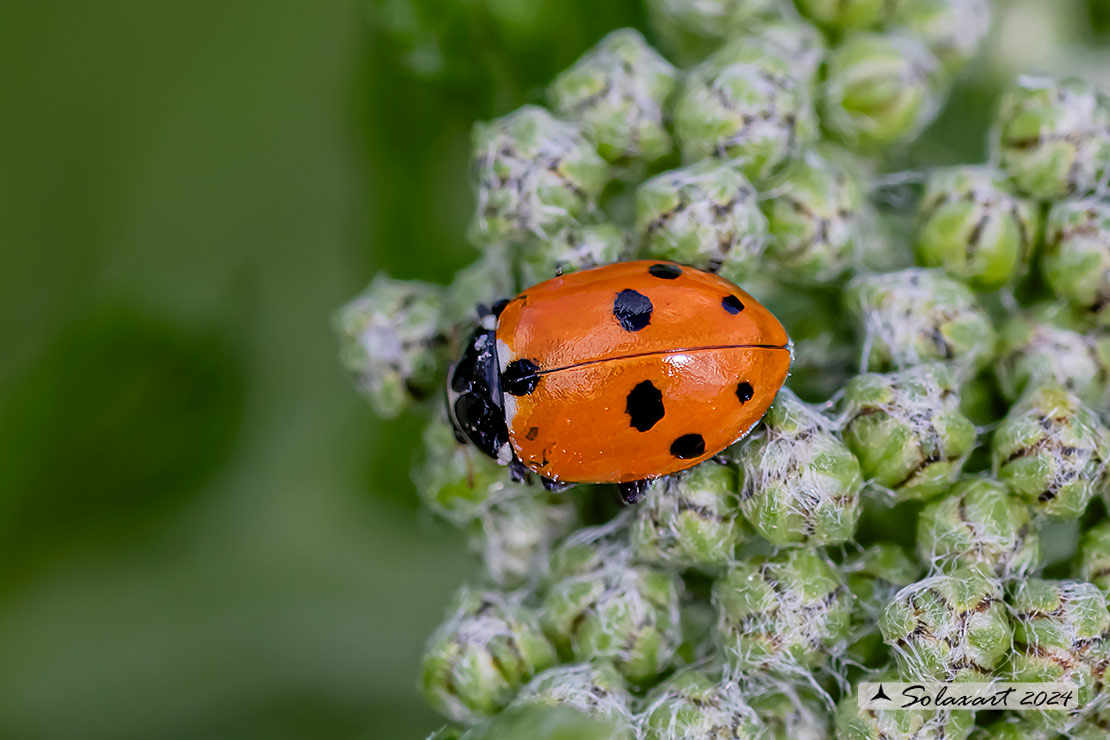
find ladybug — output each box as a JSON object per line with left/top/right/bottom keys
{"left": 448, "top": 260, "right": 791, "bottom": 503}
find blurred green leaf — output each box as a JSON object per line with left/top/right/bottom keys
{"left": 361, "top": 0, "right": 647, "bottom": 285}
{"left": 0, "top": 304, "right": 246, "bottom": 580}
{"left": 1087, "top": 0, "right": 1110, "bottom": 35}
{"left": 359, "top": 409, "right": 432, "bottom": 511}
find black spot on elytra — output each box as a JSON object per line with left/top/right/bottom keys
{"left": 648, "top": 263, "right": 682, "bottom": 280}
{"left": 736, "top": 382, "right": 753, "bottom": 403}
{"left": 525, "top": 426, "right": 539, "bottom": 441}
{"left": 670, "top": 433, "right": 706, "bottom": 459}
{"left": 722, "top": 295, "right": 745, "bottom": 314}
{"left": 613, "top": 289, "right": 653, "bottom": 332}
{"left": 626, "top": 380, "right": 665, "bottom": 432}
{"left": 502, "top": 359, "right": 541, "bottom": 396}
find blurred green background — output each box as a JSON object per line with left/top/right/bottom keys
{"left": 0, "top": 2, "right": 1107, "bottom": 739}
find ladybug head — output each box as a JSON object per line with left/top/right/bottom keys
{"left": 446, "top": 323, "right": 512, "bottom": 464}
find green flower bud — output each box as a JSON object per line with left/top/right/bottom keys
{"left": 891, "top": 0, "right": 991, "bottom": 75}
{"left": 1070, "top": 685, "right": 1110, "bottom": 740}
{"left": 470, "top": 106, "right": 609, "bottom": 245}
{"left": 836, "top": 670, "right": 975, "bottom": 740}
{"left": 635, "top": 160, "right": 767, "bottom": 282}
{"left": 466, "top": 493, "right": 577, "bottom": 589}
{"left": 995, "top": 77, "right": 1110, "bottom": 200}
{"left": 640, "top": 670, "right": 767, "bottom": 740}
{"left": 991, "top": 384, "right": 1110, "bottom": 519}
{"left": 546, "top": 535, "right": 611, "bottom": 582}
{"left": 549, "top": 29, "right": 677, "bottom": 165}
{"left": 444, "top": 252, "right": 517, "bottom": 330}
{"left": 541, "top": 536, "right": 682, "bottom": 684}
{"left": 1067, "top": 712, "right": 1110, "bottom": 740}
{"left": 335, "top": 274, "right": 444, "bottom": 418}
{"left": 1008, "top": 579, "right": 1110, "bottom": 734}
{"left": 414, "top": 418, "right": 519, "bottom": 525}
{"left": 517, "top": 223, "right": 627, "bottom": 287}
{"left": 795, "top": 0, "right": 894, "bottom": 31}
{"left": 821, "top": 32, "right": 943, "bottom": 151}
{"left": 631, "top": 463, "right": 744, "bottom": 569}
{"left": 674, "top": 40, "right": 815, "bottom": 183}
{"left": 845, "top": 269, "right": 997, "bottom": 375}
{"left": 844, "top": 544, "right": 922, "bottom": 665}
{"left": 762, "top": 150, "right": 868, "bottom": 284}
{"left": 742, "top": 17, "right": 827, "bottom": 92}
{"left": 512, "top": 662, "right": 636, "bottom": 738}
{"left": 915, "top": 166, "right": 1040, "bottom": 290}
{"left": 995, "top": 311, "right": 1110, "bottom": 407}
{"left": 917, "top": 477, "right": 1040, "bottom": 577}
{"left": 421, "top": 587, "right": 557, "bottom": 723}
{"left": 842, "top": 364, "right": 977, "bottom": 502}
{"left": 714, "top": 549, "right": 853, "bottom": 674}
{"left": 646, "top": 0, "right": 784, "bottom": 65}
{"left": 732, "top": 389, "right": 863, "bottom": 546}
{"left": 1043, "top": 198, "right": 1110, "bottom": 329}
{"left": 970, "top": 718, "right": 1049, "bottom": 740}
{"left": 1078, "top": 521, "right": 1110, "bottom": 595}
{"left": 748, "top": 684, "right": 829, "bottom": 740}
{"left": 879, "top": 566, "right": 1011, "bottom": 681}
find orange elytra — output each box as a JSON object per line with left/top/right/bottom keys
{"left": 447, "top": 260, "right": 792, "bottom": 502}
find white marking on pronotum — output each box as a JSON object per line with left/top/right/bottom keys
{"left": 496, "top": 338, "right": 513, "bottom": 374}
{"left": 502, "top": 393, "right": 518, "bottom": 436}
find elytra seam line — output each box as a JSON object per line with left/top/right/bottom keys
{"left": 533, "top": 344, "right": 791, "bottom": 376}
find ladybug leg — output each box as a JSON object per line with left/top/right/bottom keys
{"left": 711, "top": 454, "right": 729, "bottom": 465}
{"left": 541, "top": 476, "right": 574, "bottom": 493}
{"left": 617, "top": 479, "right": 650, "bottom": 505}
{"left": 509, "top": 458, "right": 531, "bottom": 483}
